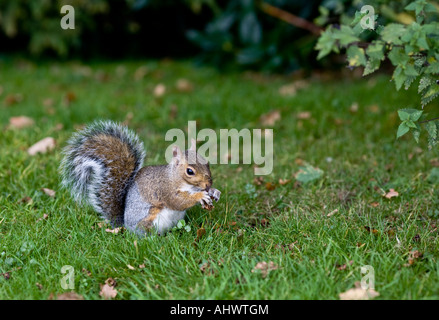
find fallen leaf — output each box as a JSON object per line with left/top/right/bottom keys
{"left": 99, "top": 283, "right": 118, "bottom": 299}
{"left": 336, "top": 260, "right": 353, "bottom": 270}
{"left": 265, "top": 182, "right": 276, "bottom": 191}
{"left": 294, "top": 164, "right": 324, "bottom": 184}
{"left": 252, "top": 261, "right": 279, "bottom": 278}
{"left": 139, "top": 264, "right": 145, "bottom": 269}
{"left": 105, "top": 227, "right": 124, "bottom": 234}
{"left": 82, "top": 268, "right": 92, "bottom": 276}
{"left": 1, "top": 272, "right": 10, "bottom": 280}
{"left": 127, "top": 264, "right": 135, "bottom": 270}
{"left": 28, "top": 137, "right": 56, "bottom": 155}
{"left": 278, "top": 80, "right": 309, "bottom": 96}
{"left": 364, "top": 226, "right": 379, "bottom": 234}
{"left": 9, "top": 116, "right": 34, "bottom": 129}
{"left": 260, "top": 110, "right": 281, "bottom": 126}
{"left": 327, "top": 209, "right": 338, "bottom": 217}
{"left": 296, "top": 111, "right": 311, "bottom": 120}
{"left": 134, "top": 66, "right": 148, "bottom": 80}
{"left": 19, "top": 196, "right": 33, "bottom": 204}
{"left": 384, "top": 189, "right": 399, "bottom": 199}
{"left": 278, "top": 179, "right": 291, "bottom": 185}
{"left": 339, "top": 287, "right": 379, "bottom": 300}
{"left": 176, "top": 78, "right": 193, "bottom": 92}
{"left": 36, "top": 283, "right": 43, "bottom": 290}
{"left": 153, "top": 83, "right": 166, "bottom": 97}
{"left": 349, "top": 102, "right": 359, "bottom": 113}
{"left": 57, "top": 292, "right": 84, "bottom": 300}
{"left": 253, "top": 176, "right": 264, "bottom": 185}
{"left": 41, "top": 188, "right": 56, "bottom": 197}
{"left": 4, "top": 93, "right": 23, "bottom": 106}
{"left": 370, "top": 202, "right": 380, "bottom": 208}
{"left": 196, "top": 227, "right": 206, "bottom": 241}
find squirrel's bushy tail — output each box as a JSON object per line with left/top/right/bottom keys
{"left": 60, "top": 120, "right": 145, "bottom": 226}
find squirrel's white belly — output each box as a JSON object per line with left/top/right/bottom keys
{"left": 153, "top": 208, "right": 186, "bottom": 235}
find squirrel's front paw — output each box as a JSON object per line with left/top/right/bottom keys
{"left": 208, "top": 188, "right": 221, "bottom": 202}
{"left": 200, "top": 191, "right": 213, "bottom": 210}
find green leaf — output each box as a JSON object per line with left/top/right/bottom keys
{"left": 334, "top": 25, "right": 360, "bottom": 46}
{"left": 366, "top": 41, "right": 385, "bottom": 61}
{"left": 315, "top": 28, "right": 337, "bottom": 60}
{"left": 422, "top": 84, "right": 439, "bottom": 106}
{"left": 426, "top": 121, "right": 438, "bottom": 140}
{"left": 397, "top": 122, "right": 410, "bottom": 138}
{"left": 388, "top": 47, "right": 409, "bottom": 66}
{"left": 380, "top": 24, "right": 406, "bottom": 45}
{"left": 392, "top": 66, "right": 406, "bottom": 90}
{"left": 239, "top": 12, "right": 262, "bottom": 45}
{"left": 347, "top": 46, "right": 366, "bottom": 67}
{"left": 412, "top": 128, "right": 420, "bottom": 143}
{"left": 295, "top": 164, "right": 324, "bottom": 184}
{"left": 363, "top": 58, "right": 381, "bottom": 76}
{"left": 398, "top": 110, "right": 410, "bottom": 121}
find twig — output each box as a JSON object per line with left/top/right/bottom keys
{"left": 420, "top": 117, "right": 439, "bottom": 124}
{"left": 259, "top": 2, "right": 322, "bottom": 36}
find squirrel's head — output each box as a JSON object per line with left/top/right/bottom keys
{"left": 171, "top": 139, "right": 212, "bottom": 191}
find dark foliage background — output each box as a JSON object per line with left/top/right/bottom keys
{"left": 0, "top": 0, "right": 415, "bottom": 72}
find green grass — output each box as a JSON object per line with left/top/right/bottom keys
{"left": 1, "top": 57, "right": 439, "bottom": 300}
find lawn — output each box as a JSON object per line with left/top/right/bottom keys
{"left": 1, "top": 57, "right": 439, "bottom": 299}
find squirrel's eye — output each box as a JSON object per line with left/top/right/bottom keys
{"left": 186, "top": 168, "right": 195, "bottom": 176}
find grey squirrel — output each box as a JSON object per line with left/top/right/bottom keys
{"left": 60, "top": 120, "right": 221, "bottom": 235}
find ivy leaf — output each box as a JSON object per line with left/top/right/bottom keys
{"left": 397, "top": 122, "right": 410, "bottom": 138}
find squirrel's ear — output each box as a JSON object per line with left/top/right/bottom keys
{"left": 189, "top": 138, "right": 196, "bottom": 152}
{"left": 172, "top": 145, "right": 182, "bottom": 165}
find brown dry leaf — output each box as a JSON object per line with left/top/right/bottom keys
{"left": 252, "top": 261, "right": 279, "bottom": 278}
{"left": 336, "top": 260, "right": 353, "bottom": 271}
{"left": 134, "top": 66, "right": 148, "bottom": 81}
{"left": 1, "top": 272, "right": 10, "bottom": 280}
{"left": 196, "top": 227, "right": 206, "bottom": 241}
{"left": 430, "top": 158, "right": 439, "bottom": 167}
{"left": 36, "top": 283, "right": 43, "bottom": 290}
{"left": 153, "top": 83, "right": 166, "bottom": 97}
{"left": 139, "top": 264, "right": 146, "bottom": 269}
{"left": 406, "top": 250, "right": 423, "bottom": 266}
{"left": 364, "top": 226, "right": 379, "bottom": 234}
{"left": 295, "top": 158, "right": 304, "bottom": 166}
{"left": 200, "top": 261, "right": 214, "bottom": 275}
{"left": 349, "top": 102, "right": 359, "bottom": 113}
{"left": 4, "top": 93, "right": 23, "bottom": 106}
{"left": 176, "top": 78, "right": 194, "bottom": 92}
{"left": 41, "top": 188, "right": 56, "bottom": 197}
{"left": 278, "top": 179, "right": 291, "bottom": 185}
{"left": 296, "top": 111, "right": 311, "bottom": 120}
{"left": 370, "top": 202, "right": 380, "bottom": 208}
{"left": 57, "top": 292, "right": 84, "bottom": 300}
{"left": 43, "top": 98, "right": 54, "bottom": 108}
{"left": 105, "top": 227, "right": 124, "bottom": 234}
{"left": 327, "top": 209, "right": 338, "bottom": 217}
{"left": 64, "top": 92, "right": 77, "bottom": 105}
{"left": 82, "top": 268, "right": 92, "bottom": 276}
{"left": 384, "top": 188, "right": 399, "bottom": 199}
{"left": 28, "top": 137, "right": 56, "bottom": 156}
{"left": 99, "top": 283, "right": 118, "bottom": 299}
{"left": 265, "top": 182, "right": 276, "bottom": 191}
{"left": 9, "top": 116, "right": 35, "bottom": 129}
{"left": 260, "top": 110, "right": 281, "bottom": 126}
{"left": 105, "top": 278, "right": 116, "bottom": 287}
{"left": 169, "top": 104, "right": 178, "bottom": 120}
{"left": 253, "top": 176, "right": 264, "bottom": 186}
{"left": 278, "top": 80, "right": 309, "bottom": 96}
{"left": 19, "top": 196, "right": 33, "bottom": 204}
{"left": 369, "top": 105, "right": 380, "bottom": 113}
{"left": 339, "top": 287, "right": 379, "bottom": 300}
